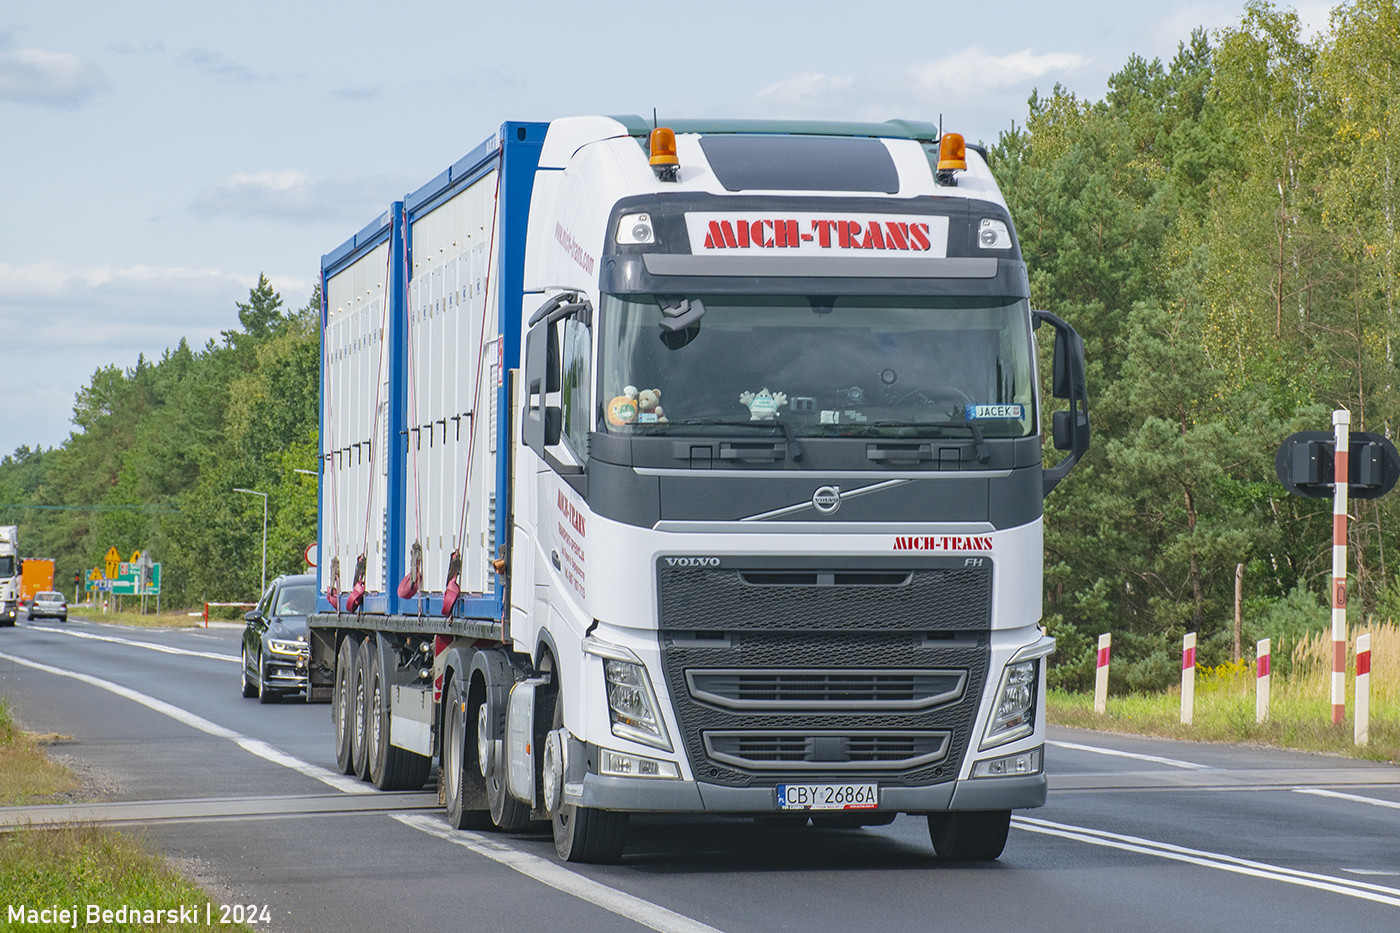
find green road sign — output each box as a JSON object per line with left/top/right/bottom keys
{"left": 110, "top": 558, "right": 161, "bottom": 596}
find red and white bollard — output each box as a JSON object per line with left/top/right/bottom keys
{"left": 1355, "top": 633, "right": 1371, "bottom": 746}
{"left": 1332, "top": 409, "right": 1350, "bottom": 726}
{"left": 1181, "top": 632, "right": 1197, "bottom": 725}
{"left": 1256, "top": 638, "right": 1271, "bottom": 724}
{"left": 1094, "top": 633, "right": 1111, "bottom": 714}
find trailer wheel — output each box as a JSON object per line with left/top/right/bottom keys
{"left": 332, "top": 637, "right": 356, "bottom": 774}
{"left": 548, "top": 690, "right": 627, "bottom": 863}
{"left": 367, "top": 648, "right": 430, "bottom": 791}
{"left": 443, "top": 676, "right": 490, "bottom": 830}
{"left": 352, "top": 638, "right": 373, "bottom": 780}
{"left": 241, "top": 648, "right": 258, "bottom": 699}
{"left": 927, "top": 810, "right": 1011, "bottom": 861}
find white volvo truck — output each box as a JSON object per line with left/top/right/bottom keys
{"left": 0, "top": 525, "right": 19, "bottom": 626}
{"left": 308, "top": 116, "right": 1090, "bottom": 864}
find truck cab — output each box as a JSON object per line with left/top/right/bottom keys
{"left": 510, "top": 118, "right": 1088, "bottom": 860}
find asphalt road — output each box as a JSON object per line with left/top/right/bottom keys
{"left": 2, "top": 614, "right": 1399, "bottom": 933}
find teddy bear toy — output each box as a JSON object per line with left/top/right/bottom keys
{"left": 635, "top": 387, "right": 667, "bottom": 424}
{"left": 739, "top": 387, "right": 787, "bottom": 420}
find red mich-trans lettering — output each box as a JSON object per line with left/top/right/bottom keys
{"left": 702, "top": 218, "right": 933, "bottom": 252}
{"left": 892, "top": 535, "right": 994, "bottom": 551}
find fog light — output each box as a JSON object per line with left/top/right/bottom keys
{"left": 599, "top": 748, "right": 679, "bottom": 779}
{"left": 972, "top": 747, "right": 1042, "bottom": 778}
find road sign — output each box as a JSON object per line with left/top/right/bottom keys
{"left": 104, "top": 546, "right": 120, "bottom": 580}
{"left": 110, "top": 560, "right": 161, "bottom": 596}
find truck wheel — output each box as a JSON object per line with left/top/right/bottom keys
{"left": 241, "top": 648, "right": 258, "bottom": 698}
{"left": 927, "top": 810, "right": 1011, "bottom": 860}
{"left": 367, "top": 648, "right": 430, "bottom": 791}
{"left": 332, "top": 638, "right": 356, "bottom": 774}
{"left": 257, "top": 651, "right": 280, "bottom": 704}
{"left": 443, "top": 676, "right": 490, "bottom": 829}
{"left": 548, "top": 690, "right": 627, "bottom": 863}
{"left": 485, "top": 697, "right": 531, "bottom": 831}
{"left": 352, "top": 638, "right": 373, "bottom": 780}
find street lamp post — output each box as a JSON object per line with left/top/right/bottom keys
{"left": 233, "top": 487, "right": 268, "bottom": 595}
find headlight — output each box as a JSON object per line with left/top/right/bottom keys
{"left": 584, "top": 636, "right": 672, "bottom": 752}
{"left": 977, "top": 218, "right": 1012, "bottom": 249}
{"left": 268, "top": 639, "right": 305, "bottom": 657}
{"left": 981, "top": 660, "right": 1037, "bottom": 748}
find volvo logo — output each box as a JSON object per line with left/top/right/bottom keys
{"left": 664, "top": 557, "right": 721, "bottom": 568}
{"left": 812, "top": 485, "right": 842, "bottom": 514}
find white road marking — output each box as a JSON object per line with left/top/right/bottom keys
{"left": 1047, "top": 739, "right": 1213, "bottom": 770}
{"left": 1294, "top": 788, "right": 1400, "bottom": 810}
{"left": 0, "top": 650, "right": 369, "bottom": 795}
{"left": 26, "top": 625, "right": 239, "bottom": 664}
{"left": 1015, "top": 816, "right": 1400, "bottom": 908}
{"left": 394, "top": 813, "right": 727, "bottom": 933}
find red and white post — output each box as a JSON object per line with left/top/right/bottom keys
{"left": 1094, "top": 633, "right": 1111, "bottom": 714}
{"left": 1180, "top": 632, "right": 1197, "bottom": 725}
{"left": 1355, "top": 633, "right": 1371, "bottom": 746}
{"left": 1256, "top": 638, "right": 1271, "bottom": 723}
{"left": 1331, "top": 409, "right": 1350, "bottom": 726}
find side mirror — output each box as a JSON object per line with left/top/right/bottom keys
{"left": 244, "top": 610, "right": 260, "bottom": 624}
{"left": 1033, "top": 309, "right": 1091, "bottom": 494}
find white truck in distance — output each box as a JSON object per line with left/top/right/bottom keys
{"left": 0, "top": 525, "right": 19, "bottom": 626}
{"left": 308, "top": 116, "right": 1090, "bottom": 864}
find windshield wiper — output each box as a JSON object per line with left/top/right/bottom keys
{"left": 833, "top": 419, "right": 990, "bottom": 463}
{"left": 658, "top": 418, "right": 803, "bottom": 462}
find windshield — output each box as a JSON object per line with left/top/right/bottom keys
{"left": 0, "top": 556, "right": 13, "bottom": 576}
{"left": 275, "top": 584, "right": 315, "bottom": 616}
{"left": 597, "top": 294, "right": 1035, "bottom": 438}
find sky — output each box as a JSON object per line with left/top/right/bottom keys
{"left": 0, "top": 0, "right": 1334, "bottom": 458}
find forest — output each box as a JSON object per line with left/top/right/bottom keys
{"left": 1, "top": 0, "right": 1397, "bottom": 690}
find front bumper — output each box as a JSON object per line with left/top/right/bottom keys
{"left": 565, "top": 770, "right": 1046, "bottom": 813}
{"left": 262, "top": 654, "right": 310, "bottom": 691}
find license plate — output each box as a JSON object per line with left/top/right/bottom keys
{"left": 776, "top": 783, "right": 878, "bottom": 811}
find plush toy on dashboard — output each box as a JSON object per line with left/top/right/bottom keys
{"left": 606, "top": 385, "right": 640, "bottom": 425}
{"left": 635, "top": 387, "right": 667, "bottom": 424}
{"left": 739, "top": 387, "right": 787, "bottom": 420}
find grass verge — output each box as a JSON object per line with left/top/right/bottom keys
{"left": 1048, "top": 624, "right": 1400, "bottom": 763}
{"left": 0, "top": 702, "right": 250, "bottom": 931}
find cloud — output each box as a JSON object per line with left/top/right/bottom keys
{"left": 0, "top": 41, "right": 107, "bottom": 107}
{"left": 744, "top": 45, "right": 1092, "bottom": 142}
{"left": 178, "top": 47, "right": 267, "bottom": 83}
{"left": 0, "top": 260, "right": 313, "bottom": 453}
{"left": 909, "top": 47, "right": 1091, "bottom": 93}
{"left": 191, "top": 169, "right": 404, "bottom": 223}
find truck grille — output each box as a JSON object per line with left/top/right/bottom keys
{"left": 685, "top": 669, "right": 967, "bottom": 711}
{"left": 704, "top": 730, "right": 950, "bottom": 771}
{"left": 656, "top": 558, "right": 992, "bottom": 788}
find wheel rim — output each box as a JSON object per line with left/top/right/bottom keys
{"left": 476, "top": 703, "right": 491, "bottom": 777}
{"left": 370, "top": 679, "right": 382, "bottom": 760}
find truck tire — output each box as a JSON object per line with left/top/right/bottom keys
{"left": 442, "top": 675, "right": 490, "bottom": 829}
{"left": 927, "top": 810, "right": 1011, "bottom": 860}
{"left": 352, "top": 638, "right": 373, "bottom": 781}
{"left": 548, "top": 689, "right": 627, "bottom": 863}
{"left": 332, "top": 637, "right": 357, "bottom": 774}
{"left": 367, "top": 647, "right": 430, "bottom": 791}
{"left": 241, "top": 648, "right": 258, "bottom": 699}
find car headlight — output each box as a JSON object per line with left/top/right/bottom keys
{"left": 268, "top": 639, "right": 306, "bottom": 657}
{"left": 982, "top": 660, "right": 1037, "bottom": 749}
{"left": 584, "top": 636, "right": 672, "bottom": 752}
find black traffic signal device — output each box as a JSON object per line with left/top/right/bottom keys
{"left": 1276, "top": 430, "right": 1400, "bottom": 500}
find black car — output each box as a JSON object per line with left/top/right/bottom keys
{"left": 241, "top": 573, "right": 315, "bottom": 703}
